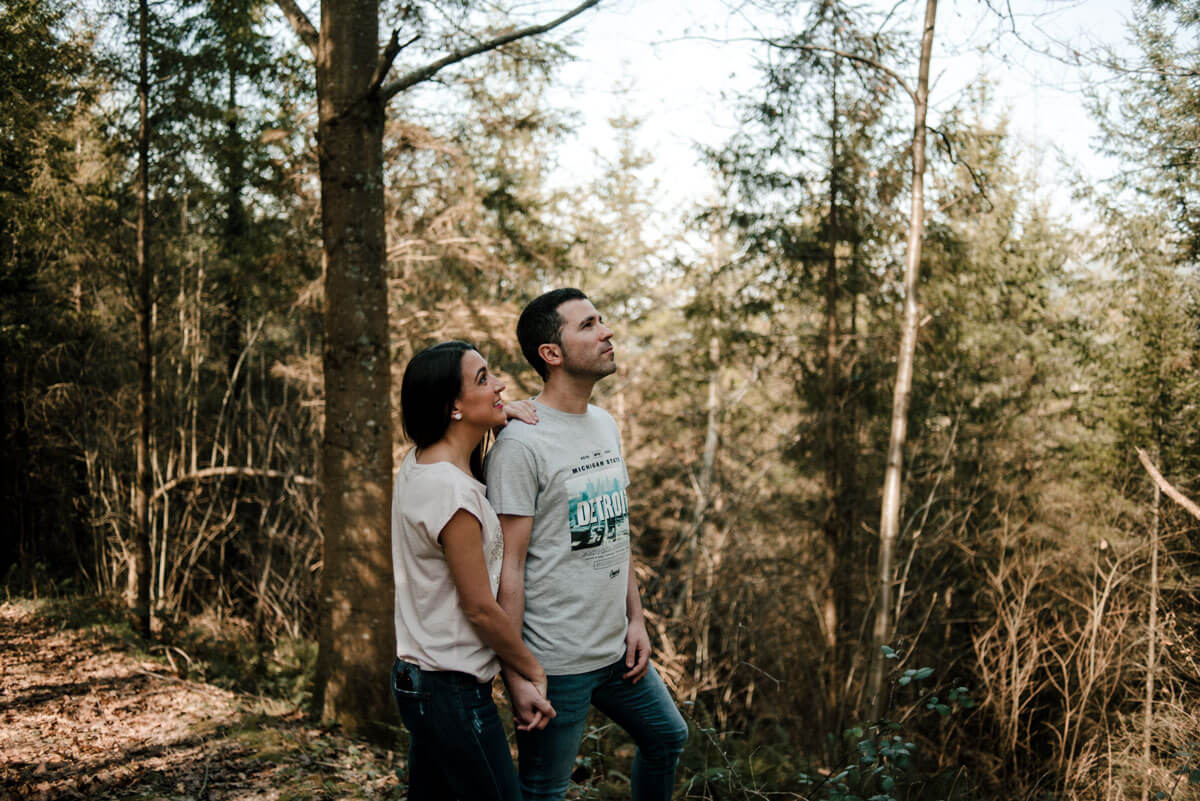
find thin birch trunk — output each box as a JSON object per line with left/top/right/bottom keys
{"left": 1141, "top": 481, "right": 1159, "bottom": 801}
{"left": 678, "top": 226, "right": 725, "bottom": 620}
{"left": 867, "top": 0, "right": 937, "bottom": 718}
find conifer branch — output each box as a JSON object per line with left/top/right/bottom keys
{"left": 770, "top": 41, "right": 914, "bottom": 102}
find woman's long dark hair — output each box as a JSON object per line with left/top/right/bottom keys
{"left": 400, "top": 340, "right": 487, "bottom": 481}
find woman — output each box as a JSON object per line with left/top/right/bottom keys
{"left": 391, "top": 340, "right": 554, "bottom": 801}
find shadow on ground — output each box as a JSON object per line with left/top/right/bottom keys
{"left": 0, "top": 602, "right": 404, "bottom": 801}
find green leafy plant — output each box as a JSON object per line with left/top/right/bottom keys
{"left": 1157, "top": 748, "right": 1200, "bottom": 801}
{"left": 796, "top": 646, "right": 973, "bottom": 801}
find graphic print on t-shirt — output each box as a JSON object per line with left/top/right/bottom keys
{"left": 566, "top": 452, "right": 629, "bottom": 576}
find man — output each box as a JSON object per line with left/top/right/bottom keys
{"left": 485, "top": 288, "right": 688, "bottom": 801}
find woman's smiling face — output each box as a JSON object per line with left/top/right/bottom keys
{"left": 454, "top": 349, "right": 507, "bottom": 428}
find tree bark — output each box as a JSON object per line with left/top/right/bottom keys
{"left": 133, "top": 0, "right": 154, "bottom": 640}
{"left": 867, "top": 0, "right": 937, "bottom": 718}
{"left": 309, "top": 0, "right": 395, "bottom": 739}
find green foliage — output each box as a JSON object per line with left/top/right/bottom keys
{"left": 37, "top": 592, "right": 136, "bottom": 632}
{"left": 655, "top": 660, "right": 974, "bottom": 800}
{"left": 800, "top": 663, "right": 973, "bottom": 801}
{"left": 1092, "top": 2, "right": 1200, "bottom": 258}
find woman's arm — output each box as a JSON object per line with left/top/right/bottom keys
{"left": 495, "top": 513, "right": 552, "bottom": 730}
{"left": 441, "top": 509, "right": 553, "bottom": 716}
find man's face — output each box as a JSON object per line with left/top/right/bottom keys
{"left": 556, "top": 298, "right": 616, "bottom": 380}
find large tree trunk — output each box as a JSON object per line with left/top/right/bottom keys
{"left": 133, "top": 0, "right": 154, "bottom": 640}
{"left": 273, "top": 0, "right": 600, "bottom": 738}
{"left": 867, "top": 0, "right": 937, "bottom": 718}
{"left": 309, "top": 0, "right": 395, "bottom": 738}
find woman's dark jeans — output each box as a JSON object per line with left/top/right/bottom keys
{"left": 391, "top": 658, "right": 522, "bottom": 801}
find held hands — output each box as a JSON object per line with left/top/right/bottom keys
{"left": 623, "top": 617, "right": 651, "bottom": 683}
{"left": 503, "top": 668, "right": 555, "bottom": 731}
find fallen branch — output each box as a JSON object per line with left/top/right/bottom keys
{"left": 1136, "top": 448, "right": 1200, "bottom": 522}
{"left": 153, "top": 467, "right": 315, "bottom": 503}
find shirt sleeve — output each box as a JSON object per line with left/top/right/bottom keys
{"left": 484, "top": 437, "right": 539, "bottom": 517}
{"left": 411, "top": 476, "right": 488, "bottom": 549}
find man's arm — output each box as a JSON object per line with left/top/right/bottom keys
{"left": 497, "top": 513, "right": 551, "bottom": 729}
{"left": 497, "top": 513, "right": 532, "bottom": 629}
{"left": 623, "top": 551, "right": 651, "bottom": 683}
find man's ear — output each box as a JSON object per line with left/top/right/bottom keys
{"left": 538, "top": 342, "right": 562, "bottom": 370}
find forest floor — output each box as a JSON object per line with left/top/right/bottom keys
{"left": 0, "top": 601, "right": 404, "bottom": 801}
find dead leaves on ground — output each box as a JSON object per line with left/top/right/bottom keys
{"left": 0, "top": 603, "right": 404, "bottom": 801}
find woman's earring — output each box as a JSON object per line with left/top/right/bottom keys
{"left": 452, "top": 411, "right": 462, "bottom": 421}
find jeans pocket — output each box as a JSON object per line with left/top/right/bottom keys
{"left": 392, "top": 661, "right": 432, "bottom": 703}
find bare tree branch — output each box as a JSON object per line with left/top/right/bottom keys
{"left": 928, "top": 125, "right": 993, "bottom": 210}
{"left": 153, "top": 467, "right": 315, "bottom": 503}
{"left": 380, "top": 0, "right": 601, "bottom": 102}
{"left": 1136, "top": 448, "right": 1200, "bottom": 522}
{"left": 768, "top": 40, "right": 914, "bottom": 102}
{"left": 369, "top": 31, "right": 422, "bottom": 96}
{"left": 275, "top": 0, "right": 318, "bottom": 58}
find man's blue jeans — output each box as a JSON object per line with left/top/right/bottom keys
{"left": 515, "top": 660, "right": 688, "bottom": 801}
{"left": 391, "top": 659, "right": 521, "bottom": 801}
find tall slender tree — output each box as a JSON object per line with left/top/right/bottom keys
{"left": 865, "top": 0, "right": 937, "bottom": 715}
{"left": 713, "top": 0, "right": 909, "bottom": 733}
{"left": 133, "top": 0, "right": 155, "bottom": 638}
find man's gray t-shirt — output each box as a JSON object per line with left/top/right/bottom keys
{"left": 485, "top": 401, "right": 631, "bottom": 675}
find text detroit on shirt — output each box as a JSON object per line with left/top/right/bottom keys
{"left": 566, "top": 450, "right": 629, "bottom": 576}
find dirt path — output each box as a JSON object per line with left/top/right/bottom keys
{"left": 0, "top": 603, "right": 402, "bottom": 801}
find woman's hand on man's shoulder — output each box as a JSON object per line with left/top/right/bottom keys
{"left": 502, "top": 400, "right": 538, "bottom": 426}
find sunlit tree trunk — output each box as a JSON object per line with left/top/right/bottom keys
{"left": 678, "top": 224, "right": 725, "bottom": 620}
{"left": 307, "top": 0, "right": 395, "bottom": 737}
{"left": 868, "top": 0, "right": 937, "bottom": 718}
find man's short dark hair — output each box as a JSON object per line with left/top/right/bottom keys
{"left": 517, "top": 288, "right": 588, "bottom": 380}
